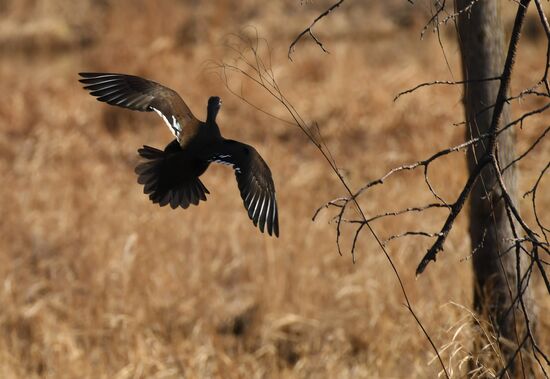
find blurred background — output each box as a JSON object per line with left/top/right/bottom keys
{"left": 0, "top": 1, "right": 548, "bottom": 377}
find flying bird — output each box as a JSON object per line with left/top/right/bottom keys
{"left": 78, "top": 73, "right": 279, "bottom": 237}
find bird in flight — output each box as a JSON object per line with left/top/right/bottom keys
{"left": 78, "top": 73, "right": 279, "bottom": 237}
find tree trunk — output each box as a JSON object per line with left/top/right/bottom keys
{"left": 456, "top": 1, "right": 533, "bottom": 376}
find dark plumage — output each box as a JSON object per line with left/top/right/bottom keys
{"left": 79, "top": 72, "right": 279, "bottom": 237}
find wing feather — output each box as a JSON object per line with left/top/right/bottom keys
{"left": 206, "top": 140, "right": 279, "bottom": 237}
{"left": 79, "top": 72, "right": 199, "bottom": 143}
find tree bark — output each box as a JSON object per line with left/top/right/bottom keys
{"left": 456, "top": 1, "right": 534, "bottom": 376}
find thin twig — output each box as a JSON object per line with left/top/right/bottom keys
{"left": 502, "top": 125, "right": 550, "bottom": 172}
{"left": 383, "top": 231, "right": 442, "bottom": 246}
{"left": 394, "top": 76, "right": 501, "bottom": 102}
{"left": 416, "top": 0, "right": 532, "bottom": 274}
{"left": 421, "top": 0, "right": 446, "bottom": 39}
{"left": 221, "top": 33, "right": 451, "bottom": 379}
{"left": 288, "top": 0, "right": 345, "bottom": 60}
{"left": 416, "top": 155, "right": 490, "bottom": 275}
{"left": 523, "top": 162, "right": 550, "bottom": 244}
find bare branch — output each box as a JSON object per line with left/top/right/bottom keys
{"left": 226, "top": 0, "right": 550, "bottom": 368}
{"left": 321, "top": 204, "right": 451, "bottom": 226}
{"left": 221, "top": 33, "right": 451, "bottom": 379}
{"left": 355, "top": 134, "right": 484, "bottom": 198}
{"left": 492, "top": 154, "right": 550, "bottom": 297}
{"left": 452, "top": 82, "right": 550, "bottom": 127}
{"left": 439, "top": 0, "right": 481, "bottom": 26}
{"left": 523, "top": 162, "right": 550, "bottom": 244}
{"left": 394, "top": 76, "right": 501, "bottom": 102}
{"left": 416, "top": 155, "right": 490, "bottom": 275}
{"left": 416, "top": 0, "right": 532, "bottom": 274}
{"left": 311, "top": 198, "right": 346, "bottom": 221}
{"left": 502, "top": 125, "right": 550, "bottom": 172}
{"left": 496, "top": 334, "right": 530, "bottom": 379}
{"left": 506, "top": 102, "right": 550, "bottom": 130}
{"left": 460, "top": 228, "right": 488, "bottom": 262}
{"left": 533, "top": 0, "right": 550, "bottom": 93}
{"left": 486, "top": 0, "right": 530, "bottom": 152}
{"left": 492, "top": 153, "right": 550, "bottom": 373}
{"left": 420, "top": 0, "right": 447, "bottom": 39}
{"left": 366, "top": 203, "right": 450, "bottom": 223}
{"left": 383, "top": 231, "right": 442, "bottom": 246}
{"left": 288, "top": 0, "right": 345, "bottom": 60}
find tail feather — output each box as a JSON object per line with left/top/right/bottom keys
{"left": 135, "top": 145, "right": 209, "bottom": 209}
{"left": 189, "top": 184, "right": 198, "bottom": 205}
{"left": 137, "top": 146, "right": 163, "bottom": 159}
{"left": 198, "top": 181, "right": 210, "bottom": 200}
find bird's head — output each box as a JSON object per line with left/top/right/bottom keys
{"left": 207, "top": 96, "right": 222, "bottom": 123}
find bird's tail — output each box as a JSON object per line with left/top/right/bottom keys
{"left": 135, "top": 145, "right": 209, "bottom": 209}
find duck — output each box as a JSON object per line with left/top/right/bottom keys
{"left": 78, "top": 73, "right": 279, "bottom": 237}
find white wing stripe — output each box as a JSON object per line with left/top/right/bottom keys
{"left": 89, "top": 83, "right": 122, "bottom": 92}
{"left": 125, "top": 95, "right": 145, "bottom": 107}
{"left": 209, "top": 154, "right": 242, "bottom": 174}
{"left": 244, "top": 190, "right": 254, "bottom": 204}
{"left": 87, "top": 78, "right": 122, "bottom": 85}
{"left": 256, "top": 196, "right": 266, "bottom": 220}
{"left": 252, "top": 195, "right": 264, "bottom": 219}
{"left": 212, "top": 159, "right": 232, "bottom": 165}
{"left": 170, "top": 116, "right": 182, "bottom": 137}
{"left": 247, "top": 192, "right": 258, "bottom": 211}
{"left": 97, "top": 87, "right": 124, "bottom": 98}
{"left": 151, "top": 107, "right": 182, "bottom": 140}
{"left": 115, "top": 96, "right": 129, "bottom": 105}
{"left": 272, "top": 198, "right": 277, "bottom": 227}
{"left": 265, "top": 198, "right": 271, "bottom": 227}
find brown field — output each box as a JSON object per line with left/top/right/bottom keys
{"left": 0, "top": 1, "right": 548, "bottom": 378}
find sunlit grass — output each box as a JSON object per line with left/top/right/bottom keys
{"left": 0, "top": 1, "right": 548, "bottom": 378}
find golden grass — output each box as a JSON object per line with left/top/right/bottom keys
{"left": 0, "top": 1, "right": 548, "bottom": 378}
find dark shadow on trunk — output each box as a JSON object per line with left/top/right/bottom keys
{"left": 456, "top": 1, "right": 534, "bottom": 376}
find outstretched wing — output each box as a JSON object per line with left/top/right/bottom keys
{"left": 207, "top": 140, "right": 279, "bottom": 237}
{"left": 78, "top": 72, "right": 199, "bottom": 143}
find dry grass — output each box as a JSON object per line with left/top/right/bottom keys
{"left": 0, "top": 1, "right": 548, "bottom": 378}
